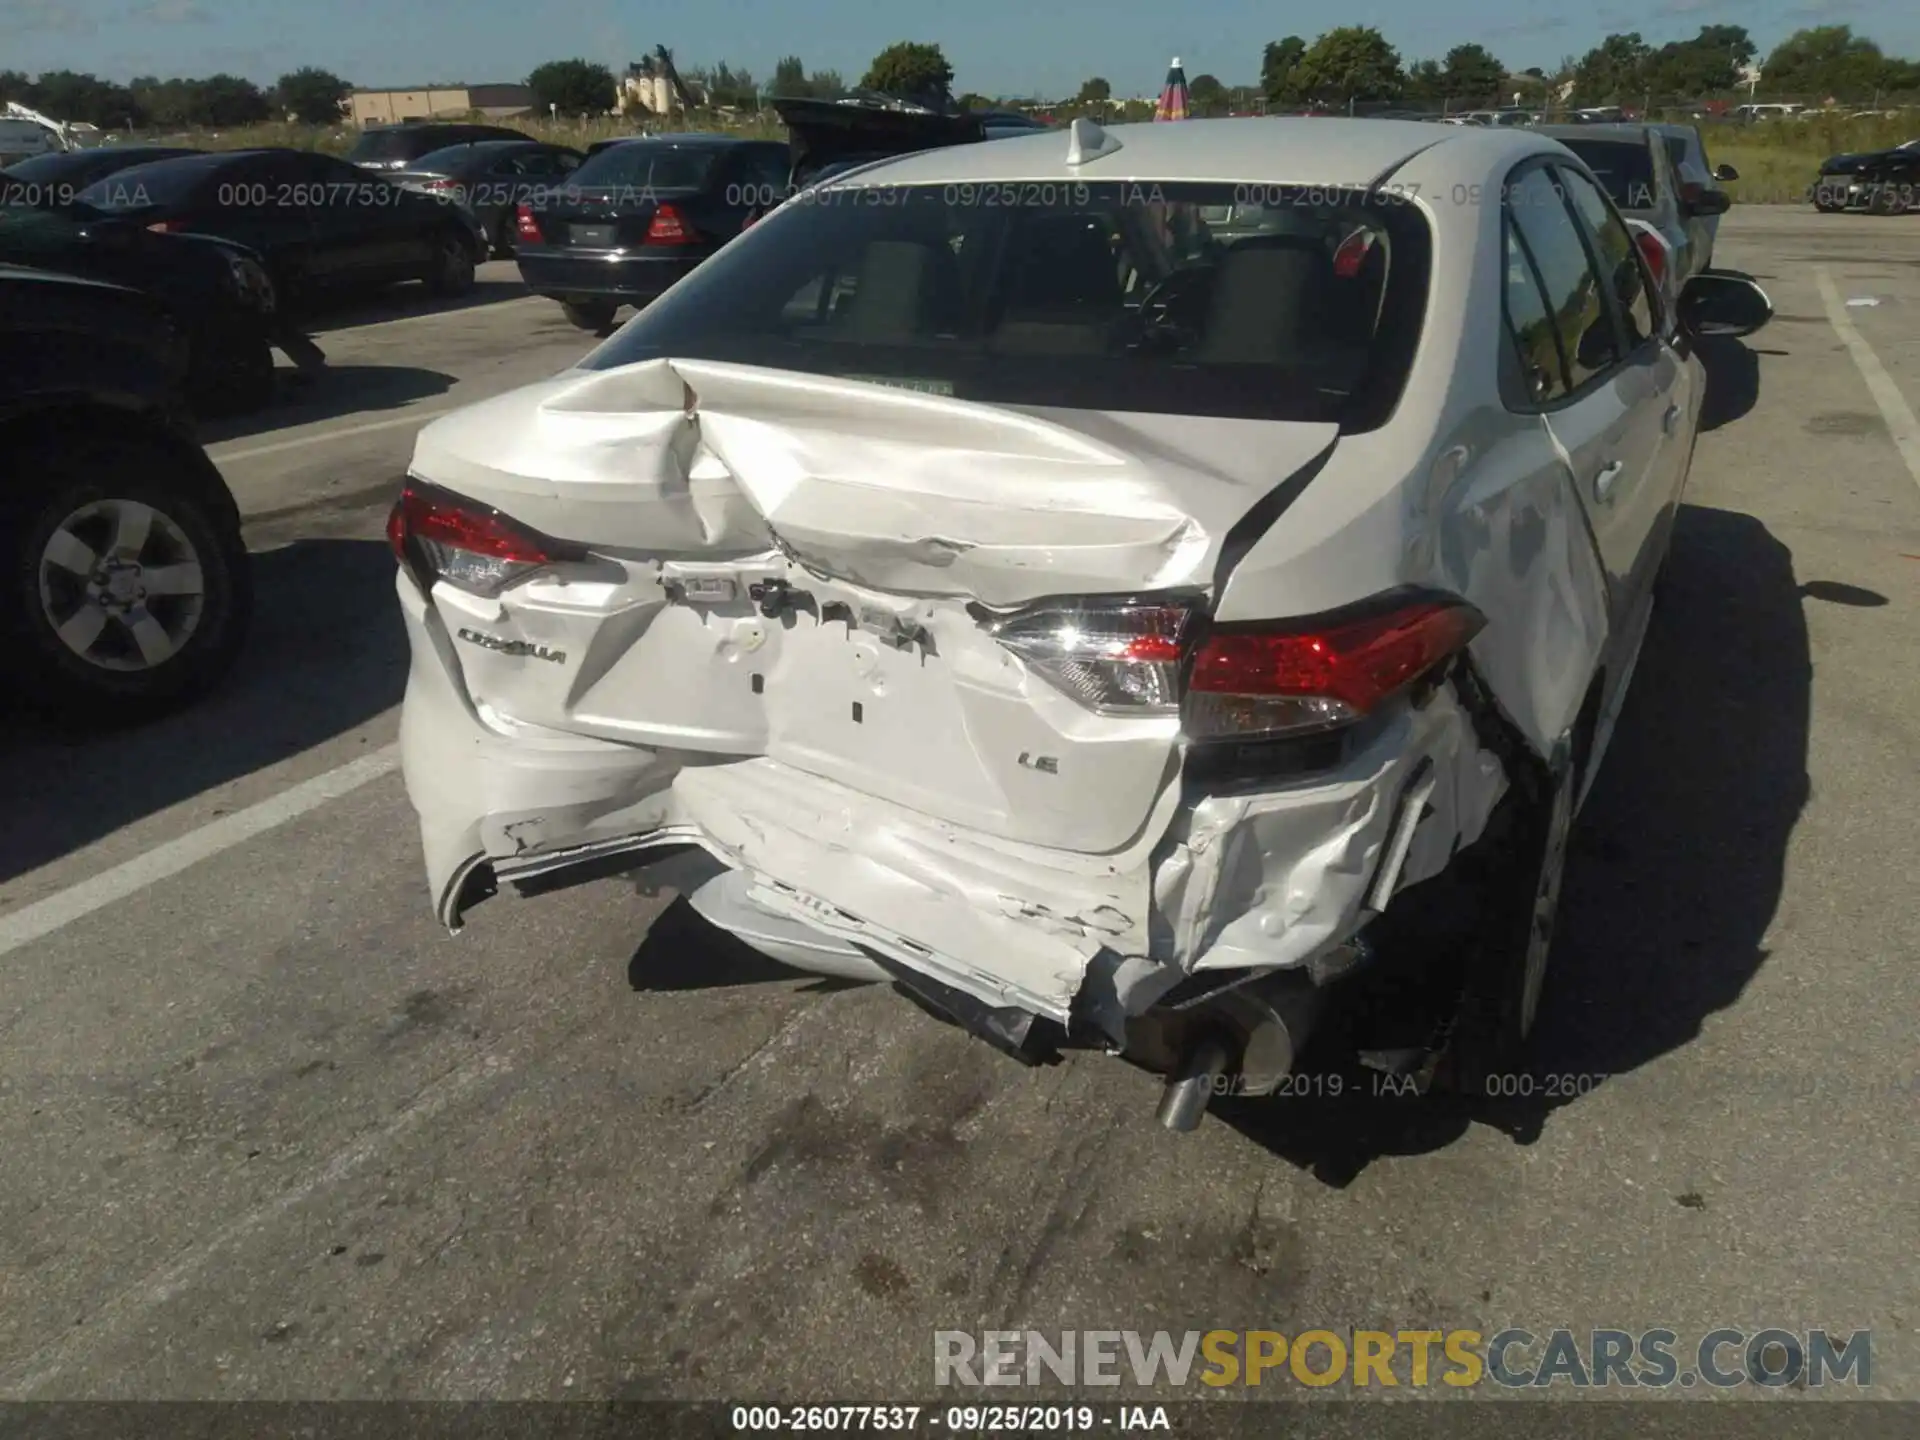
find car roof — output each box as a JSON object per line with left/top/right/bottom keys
{"left": 840, "top": 116, "right": 1556, "bottom": 188}
{"left": 1532, "top": 123, "right": 1652, "bottom": 143}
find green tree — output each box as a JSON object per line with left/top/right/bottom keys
{"left": 1188, "top": 73, "right": 1229, "bottom": 116}
{"left": 808, "top": 68, "right": 845, "bottom": 98}
{"left": 528, "top": 59, "right": 615, "bottom": 117}
{"left": 1441, "top": 43, "right": 1506, "bottom": 105}
{"left": 1290, "top": 26, "right": 1405, "bottom": 104}
{"left": 768, "top": 55, "right": 807, "bottom": 98}
{"left": 1261, "top": 36, "right": 1307, "bottom": 102}
{"left": 1762, "top": 26, "right": 1887, "bottom": 100}
{"left": 1571, "top": 32, "right": 1651, "bottom": 104}
{"left": 1076, "top": 76, "right": 1111, "bottom": 104}
{"left": 860, "top": 42, "right": 954, "bottom": 101}
{"left": 275, "top": 66, "right": 350, "bottom": 124}
{"left": 1404, "top": 58, "right": 1442, "bottom": 105}
{"left": 194, "top": 73, "right": 272, "bottom": 125}
{"left": 16, "top": 70, "right": 146, "bottom": 127}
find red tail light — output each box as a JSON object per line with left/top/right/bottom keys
{"left": 515, "top": 204, "right": 543, "bottom": 244}
{"left": 1186, "top": 598, "right": 1485, "bottom": 740}
{"left": 146, "top": 218, "right": 189, "bottom": 234}
{"left": 982, "top": 592, "right": 1483, "bottom": 739}
{"left": 387, "top": 481, "right": 580, "bottom": 596}
{"left": 644, "top": 203, "right": 696, "bottom": 245}
{"left": 1633, "top": 228, "right": 1667, "bottom": 290}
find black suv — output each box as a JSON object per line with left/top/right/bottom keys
{"left": 1, "top": 265, "right": 251, "bottom": 718}
{"left": 347, "top": 122, "right": 533, "bottom": 172}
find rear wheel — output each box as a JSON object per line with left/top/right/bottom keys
{"left": 489, "top": 211, "right": 516, "bottom": 259}
{"left": 425, "top": 230, "right": 477, "bottom": 296}
{"left": 1867, "top": 182, "right": 1907, "bottom": 216}
{"left": 3, "top": 435, "right": 251, "bottom": 722}
{"left": 560, "top": 300, "right": 618, "bottom": 334}
{"left": 1442, "top": 744, "right": 1577, "bottom": 1097}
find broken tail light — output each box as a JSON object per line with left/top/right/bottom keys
{"left": 515, "top": 204, "right": 543, "bottom": 244}
{"left": 387, "top": 480, "right": 581, "bottom": 597}
{"left": 982, "top": 593, "right": 1483, "bottom": 740}
{"left": 644, "top": 203, "right": 696, "bottom": 245}
{"left": 1186, "top": 597, "right": 1485, "bottom": 741}
{"left": 983, "top": 600, "right": 1196, "bottom": 716}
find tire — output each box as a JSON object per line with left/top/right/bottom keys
{"left": 1, "top": 434, "right": 252, "bottom": 723}
{"left": 1812, "top": 182, "right": 1845, "bottom": 214}
{"left": 489, "top": 211, "right": 516, "bottom": 259}
{"left": 425, "top": 230, "right": 477, "bottom": 296}
{"left": 560, "top": 300, "right": 618, "bottom": 334}
{"left": 1442, "top": 743, "right": 1578, "bottom": 1098}
{"left": 1867, "top": 183, "right": 1906, "bottom": 217}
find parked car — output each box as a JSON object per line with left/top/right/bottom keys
{"left": 512, "top": 134, "right": 791, "bottom": 333}
{"left": 70, "top": 148, "right": 485, "bottom": 309}
{"left": 388, "top": 117, "right": 1771, "bottom": 1129}
{"left": 0, "top": 116, "right": 64, "bottom": 167}
{"left": 1534, "top": 123, "right": 1725, "bottom": 293}
{"left": 345, "top": 121, "right": 533, "bottom": 173}
{"left": 0, "top": 265, "right": 251, "bottom": 718}
{"left": 1812, "top": 138, "right": 1919, "bottom": 214}
{"left": 1, "top": 145, "right": 204, "bottom": 209}
{"left": 0, "top": 201, "right": 316, "bottom": 414}
{"left": 1650, "top": 121, "right": 1737, "bottom": 267}
{"left": 392, "top": 139, "right": 584, "bottom": 256}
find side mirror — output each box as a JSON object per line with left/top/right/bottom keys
{"left": 1687, "top": 187, "right": 1732, "bottom": 217}
{"left": 1678, "top": 271, "right": 1772, "bottom": 339}
{"left": 1713, "top": 162, "right": 1739, "bottom": 182}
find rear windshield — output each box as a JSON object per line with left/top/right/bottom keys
{"left": 1559, "top": 139, "right": 1659, "bottom": 208}
{"left": 569, "top": 143, "right": 720, "bottom": 191}
{"left": 582, "top": 181, "right": 1430, "bottom": 428}
{"left": 345, "top": 128, "right": 493, "bottom": 162}
{"left": 76, "top": 155, "right": 224, "bottom": 210}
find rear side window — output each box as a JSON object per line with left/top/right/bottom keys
{"left": 1505, "top": 168, "right": 1616, "bottom": 390}
{"left": 1556, "top": 166, "right": 1658, "bottom": 346}
{"left": 1503, "top": 221, "right": 1566, "bottom": 404}
{"left": 1558, "top": 138, "right": 1658, "bottom": 210}
{"left": 347, "top": 130, "right": 415, "bottom": 163}
{"left": 569, "top": 144, "right": 720, "bottom": 191}
{"left": 581, "top": 180, "right": 1432, "bottom": 428}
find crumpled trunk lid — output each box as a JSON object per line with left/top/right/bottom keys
{"left": 405, "top": 356, "right": 1335, "bottom": 859}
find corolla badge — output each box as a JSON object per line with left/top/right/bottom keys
{"left": 457, "top": 628, "right": 567, "bottom": 663}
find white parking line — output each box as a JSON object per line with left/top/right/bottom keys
{"left": 1816, "top": 266, "right": 1920, "bottom": 495}
{"left": 0, "top": 746, "right": 399, "bottom": 958}
{"left": 0, "top": 1049, "right": 511, "bottom": 1397}
{"left": 207, "top": 409, "right": 459, "bottom": 465}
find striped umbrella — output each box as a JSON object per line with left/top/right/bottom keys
{"left": 1155, "top": 57, "right": 1189, "bottom": 121}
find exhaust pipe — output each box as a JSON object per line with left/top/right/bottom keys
{"left": 1156, "top": 1032, "right": 1234, "bottom": 1132}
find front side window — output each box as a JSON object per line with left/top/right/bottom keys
{"left": 581, "top": 181, "right": 1431, "bottom": 427}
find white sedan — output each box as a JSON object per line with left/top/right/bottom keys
{"left": 387, "top": 116, "right": 1771, "bottom": 1130}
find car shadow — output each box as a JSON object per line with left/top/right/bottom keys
{"left": 627, "top": 896, "right": 863, "bottom": 996}
{"left": 0, "top": 538, "right": 404, "bottom": 885}
{"left": 298, "top": 272, "right": 529, "bottom": 334}
{"left": 1696, "top": 334, "right": 1760, "bottom": 432}
{"left": 196, "top": 364, "right": 457, "bottom": 445}
{"left": 1216, "top": 503, "right": 1814, "bottom": 1184}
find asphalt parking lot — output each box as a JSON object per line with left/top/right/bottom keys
{"left": 2, "top": 210, "right": 1917, "bottom": 1406}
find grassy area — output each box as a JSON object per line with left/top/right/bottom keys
{"left": 115, "top": 111, "right": 1913, "bottom": 204}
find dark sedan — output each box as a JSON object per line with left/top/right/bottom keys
{"left": 513, "top": 135, "right": 790, "bottom": 332}
{"left": 72, "top": 147, "right": 485, "bottom": 310}
{"left": 1813, "top": 138, "right": 1918, "bottom": 213}
{"left": 392, "top": 139, "right": 583, "bottom": 256}
{"left": 0, "top": 200, "right": 314, "bottom": 415}
{"left": 1, "top": 145, "right": 203, "bottom": 209}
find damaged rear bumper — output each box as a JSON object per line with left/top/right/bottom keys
{"left": 399, "top": 571, "right": 1508, "bottom": 1041}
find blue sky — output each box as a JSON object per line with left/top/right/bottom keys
{"left": 4, "top": 0, "right": 1914, "bottom": 99}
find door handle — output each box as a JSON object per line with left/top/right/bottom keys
{"left": 1594, "top": 461, "right": 1625, "bottom": 503}
{"left": 1661, "top": 402, "right": 1681, "bottom": 435}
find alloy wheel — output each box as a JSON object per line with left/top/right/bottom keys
{"left": 36, "top": 498, "right": 206, "bottom": 673}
